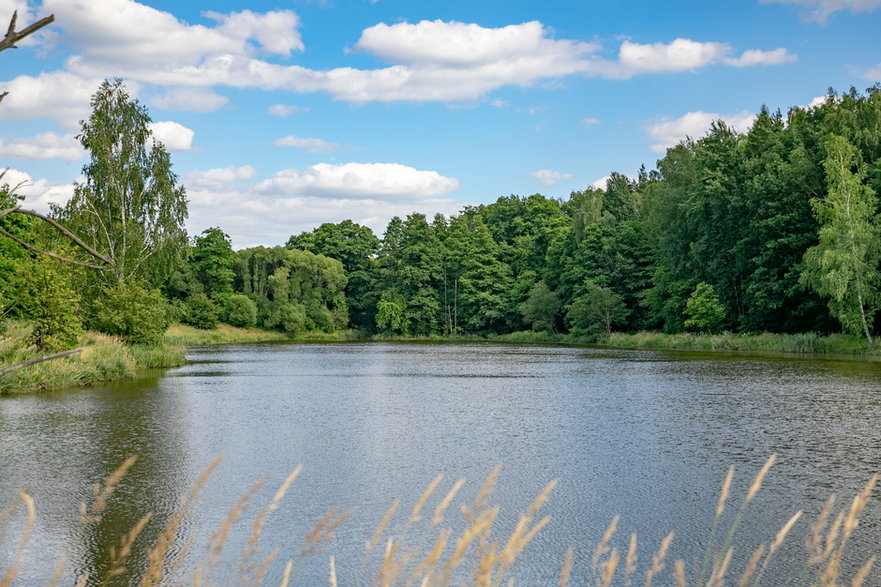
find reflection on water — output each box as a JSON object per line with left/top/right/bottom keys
{"left": 1, "top": 343, "right": 880, "bottom": 584}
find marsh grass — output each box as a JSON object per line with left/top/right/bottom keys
{"left": 163, "top": 324, "right": 291, "bottom": 346}
{"left": 605, "top": 331, "right": 881, "bottom": 355}
{"left": 0, "top": 455, "right": 877, "bottom": 585}
{"left": 0, "top": 322, "right": 184, "bottom": 394}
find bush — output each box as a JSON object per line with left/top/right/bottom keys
{"left": 87, "top": 281, "right": 169, "bottom": 345}
{"left": 280, "top": 302, "right": 307, "bottom": 335}
{"left": 18, "top": 258, "right": 82, "bottom": 352}
{"left": 683, "top": 282, "right": 726, "bottom": 333}
{"left": 223, "top": 294, "right": 257, "bottom": 328}
{"left": 183, "top": 293, "right": 219, "bottom": 330}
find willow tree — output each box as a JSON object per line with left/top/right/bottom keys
{"left": 801, "top": 135, "right": 881, "bottom": 342}
{"left": 59, "top": 79, "right": 188, "bottom": 286}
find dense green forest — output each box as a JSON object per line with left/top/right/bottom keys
{"left": 4, "top": 81, "right": 881, "bottom": 353}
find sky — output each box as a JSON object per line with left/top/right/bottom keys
{"left": 1, "top": 0, "right": 880, "bottom": 248}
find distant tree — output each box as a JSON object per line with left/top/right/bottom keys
{"left": 519, "top": 281, "right": 560, "bottom": 332}
{"left": 801, "top": 135, "right": 881, "bottom": 341}
{"left": 567, "top": 281, "right": 628, "bottom": 338}
{"left": 223, "top": 294, "right": 257, "bottom": 328}
{"left": 192, "top": 227, "right": 236, "bottom": 297}
{"left": 18, "top": 257, "right": 82, "bottom": 351}
{"left": 683, "top": 282, "right": 726, "bottom": 333}
{"left": 183, "top": 293, "right": 219, "bottom": 330}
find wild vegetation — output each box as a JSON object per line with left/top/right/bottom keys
{"left": 0, "top": 454, "right": 875, "bottom": 585}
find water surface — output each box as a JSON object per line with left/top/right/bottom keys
{"left": 1, "top": 342, "right": 880, "bottom": 584}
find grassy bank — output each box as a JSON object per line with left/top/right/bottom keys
{"left": 163, "top": 323, "right": 360, "bottom": 346}
{"left": 0, "top": 322, "right": 185, "bottom": 395}
{"left": 605, "top": 331, "right": 881, "bottom": 356}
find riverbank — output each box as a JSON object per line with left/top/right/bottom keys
{"left": 604, "top": 330, "right": 881, "bottom": 355}
{"left": 0, "top": 322, "right": 186, "bottom": 395}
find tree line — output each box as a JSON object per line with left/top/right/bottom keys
{"left": 4, "top": 80, "right": 881, "bottom": 351}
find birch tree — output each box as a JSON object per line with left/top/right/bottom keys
{"left": 58, "top": 79, "right": 187, "bottom": 285}
{"left": 801, "top": 134, "right": 880, "bottom": 342}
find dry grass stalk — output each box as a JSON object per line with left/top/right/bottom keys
{"left": 435, "top": 505, "right": 498, "bottom": 586}
{"left": 592, "top": 515, "right": 620, "bottom": 576}
{"left": 716, "top": 466, "right": 735, "bottom": 517}
{"left": 74, "top": 573, "right": 89, "bottom": 587}
{"left": 302, "top": 506, "right": 353, "bottom": 557}
{"left": 202, "top": 474, "right": 267, "bottom": 582}
{"left": 140, "top": 455, "right": 222, "bottom": 586}
{"left": 851, "top": 555, "right": 876, "bottom": 587}
{"left": 559, "top": 547, "right": 573, "bottom": 587}
{"left": 106, "top": 512, "right": 153, "bottom": 579}
{"left": 47, "top": 557, "right": 67, "bottom": 587}
{"left": 238, "top": 466, "right": 302, "bottom": 583}
{"left": 644, "top": 531, "right": 674, "bottom": 587}
{"left": 462, "top": 465, "right": 500, "bottom": 525}
{"left": 746, "top": 454, "right": 777, "bottom": 503}
{"left": 432, "top": 479, "right": 465, "bottom": 526}
{"left": 599, "top": 547, "right": 620, "bottom": 587}
{"left": 330, "top": 555, "right": 337, "bottom": 587}
{"left": 623, "top": 533, "right": 638, "bottom": 587}
{"left": 411, "top": 475, "right": 443, "bottom": 523}
{"left": 0, "top": 491, "right": 35, "bottom": 587}
{"left": 369, "top": 500, "right": 400, "bottom": 554}
{"left": 749, "top": 510, "right": 802, "bottom": 586}
{"left": 706, "top": 547, "right": 732, "bottom": 587}
{"left": 736, "top": 543, "right": 765, "bottom": 587}
{"left": 405, "top": 529, "right": 450, "bottom": 587}
{"left": 80, "top": 456, "right": 137, "bottom": 524}
{"left": 820, "top": 474, "right": 877, "bottom": 584}
{"left": 806, "top": 495, "right": 837, "bottom": 565}
{"left": 278, "top": 560, "right": 293, "bottom": 587}
{"left": 673, "top": 559, "right": 687, "bottom": 587}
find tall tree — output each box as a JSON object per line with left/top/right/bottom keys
{"left": 801, "top": 135, "right": 881, "bottom": 341}
{"left": 59, "top": 79, "right": 188, "bottom": 286}
{"left": 192, "top": 227, "right": 236, "bottom": 297}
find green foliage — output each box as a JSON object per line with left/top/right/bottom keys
{"left": 58, "top": 79, "right": 187, "bottom": 286}
{"left": 279, "top": 302, "right": 307, "bottom": 335}
{"left": 567, "top": 281, "right": 629, "bottom": 337}
{"left": 223, "top": 294, "right": 257, "bottom": 328}
{"left": 183, "top": 293, "right": 219, "bottom": 330}
{"left": 683, "top": 282, "right": 726, "bottom": 333}
{"left": 87, "top": 280, "right": 169, "bottom": 345}
{"left": 18, "top": 257, "right": 82, "bottom": 351}
{"left": 192, "top": 227, "right": 236, "bottom": 297}
{"left": 801, "top": 134, "right": 881, "bottom": 341}
{"left": 376, "top": 298, "right": 405, "bottom": 334}
{"left": 519, "top": 281, "right": 560, "bottom": 333}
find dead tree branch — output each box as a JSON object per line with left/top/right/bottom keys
{"left": 0, "top": 348, "right": 82, "bottom": 377}
{"left": 0, "top": 11, "right": 55, "bottom": 105}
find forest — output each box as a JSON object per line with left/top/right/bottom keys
{"left": 4, "top": 81, "right": 881, "bottom": 353}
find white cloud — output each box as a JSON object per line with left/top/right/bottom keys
{"left": 589, "top": 175, "right": 611, "bottom": 190}
{"left": 148, "top": 121, "right": 195, "bottom": 151}
{"left": 184, "top": 165, "right": 257, "bottom": 190}
{"left": 0, "top": 132, "right": 83, "bottom": 161}
{"left": 582, "top": 117, "right": 600, "bottom": 126}
{"left": 645, "top": 110, "right": 757, "bottom": 153}
{"left": 724, "top": 48, "right": 797, "bottom": 67}
{"left": 0, "top": 168, "right": 75, "bottom": 211}
{"left": 0, "top": 71, "right": 102, "bottom": 128}
{"left": 268, "top": 104, "right": 309, "bottom": 117}
{"left": 256, "top": 162, "right": 459, "bottom": 200}
{"left": 152, "top": 87, "right": 229, "bottom": 112}
{"left": 865, "top": 63, "right": 881, "bottom": 81}
{"left": 273, "top": 135, "right": 346, "bottom": 153}
{"left": 761, "top": 0, "right": 881, "bottom": 22}
{"left": 528, "top": 169, "right": 573, "bottom": 187}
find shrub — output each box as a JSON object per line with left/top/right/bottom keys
{"left": 18, "top": 257, "right": 82, "bottom": 352}
{"left": 183, "top": 293, "right": 219, "bottom": 330}
{"left": 87, "top": 281, "right": 169, "bottom": 345}
{"left": 223, "top": 294, "right": 257, "bottom": 328}
{"left": 684, "top": 282, "right": 726, "bottom": 333}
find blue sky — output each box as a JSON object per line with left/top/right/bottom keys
{"left": 1, "top": 0, "right": 880, "bottom": 247}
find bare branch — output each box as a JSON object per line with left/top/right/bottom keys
{"left": 11, "top": 208, "right": 114, "bottom": 266}
{"left": 0, "top": 225, "right": 111, "bottom": 270}
{"left": 0, "top": 12, "right": 54, "bottom": 52}
{"left": 0, "top": 348, "right": 82, "bottom": 377}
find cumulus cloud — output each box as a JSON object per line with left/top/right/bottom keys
{"left": 582, "top": 117, "right": 600, "bottom": 126}
{"left": 148, "top": 121, "right": 195, "bottom": 151}
{"left": 865, "top": 63, "right": 881, "bottom": 81}
{"left": 256, "top": 162, "right": 459, "bottom": 200}
{"left": 761, "top": 0, "right": 881, "bottom": 23}
{"left": 589, "top": 175, "right": 612, "bottom": 190}
{"left": 0, "top": 168, "right": 76, "bottom": 211}
{"left": 0, "top": 71, "right": 102, "bottom": 128}
{"left": 184, "top": 165, "right": 257, "bottom": 190}
{"left": 152, "top": 87, "right": 229, "bottom": 112}
{"left": 528, "top": 169, "right": 573, "bottom": 187}
{"left": 645, "top": 110, "right": 757, "bottom": 152}
{"left": 724, "top": 48, "right": 797, "bottom": 67}
{"left": 0, "top": 132, "right": 83, "bottom": 161}
{"left": 273, "top": 135, "right": 347, "bottom": 153}
{"left": 268, "top": 104, "right": 309, "bottom": 117}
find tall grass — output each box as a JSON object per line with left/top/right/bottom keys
{"left": 606, "top": 331, "right": 881, "bottom": 355}
{"left": 163, "top": 323, "right": 290, "bottom": 346}
{"left": 0, "top": 322, "right": 185, "bottom": 394}
{"left": 0, "top": 455, "right": 876, "bottom": 585}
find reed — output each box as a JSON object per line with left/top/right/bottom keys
{"left": 0, "top": 456, "right": 877, "bottom": 585}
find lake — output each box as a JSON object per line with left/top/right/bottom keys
{"left": 1, "top": 342, "right": 880, "bottom": 585}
